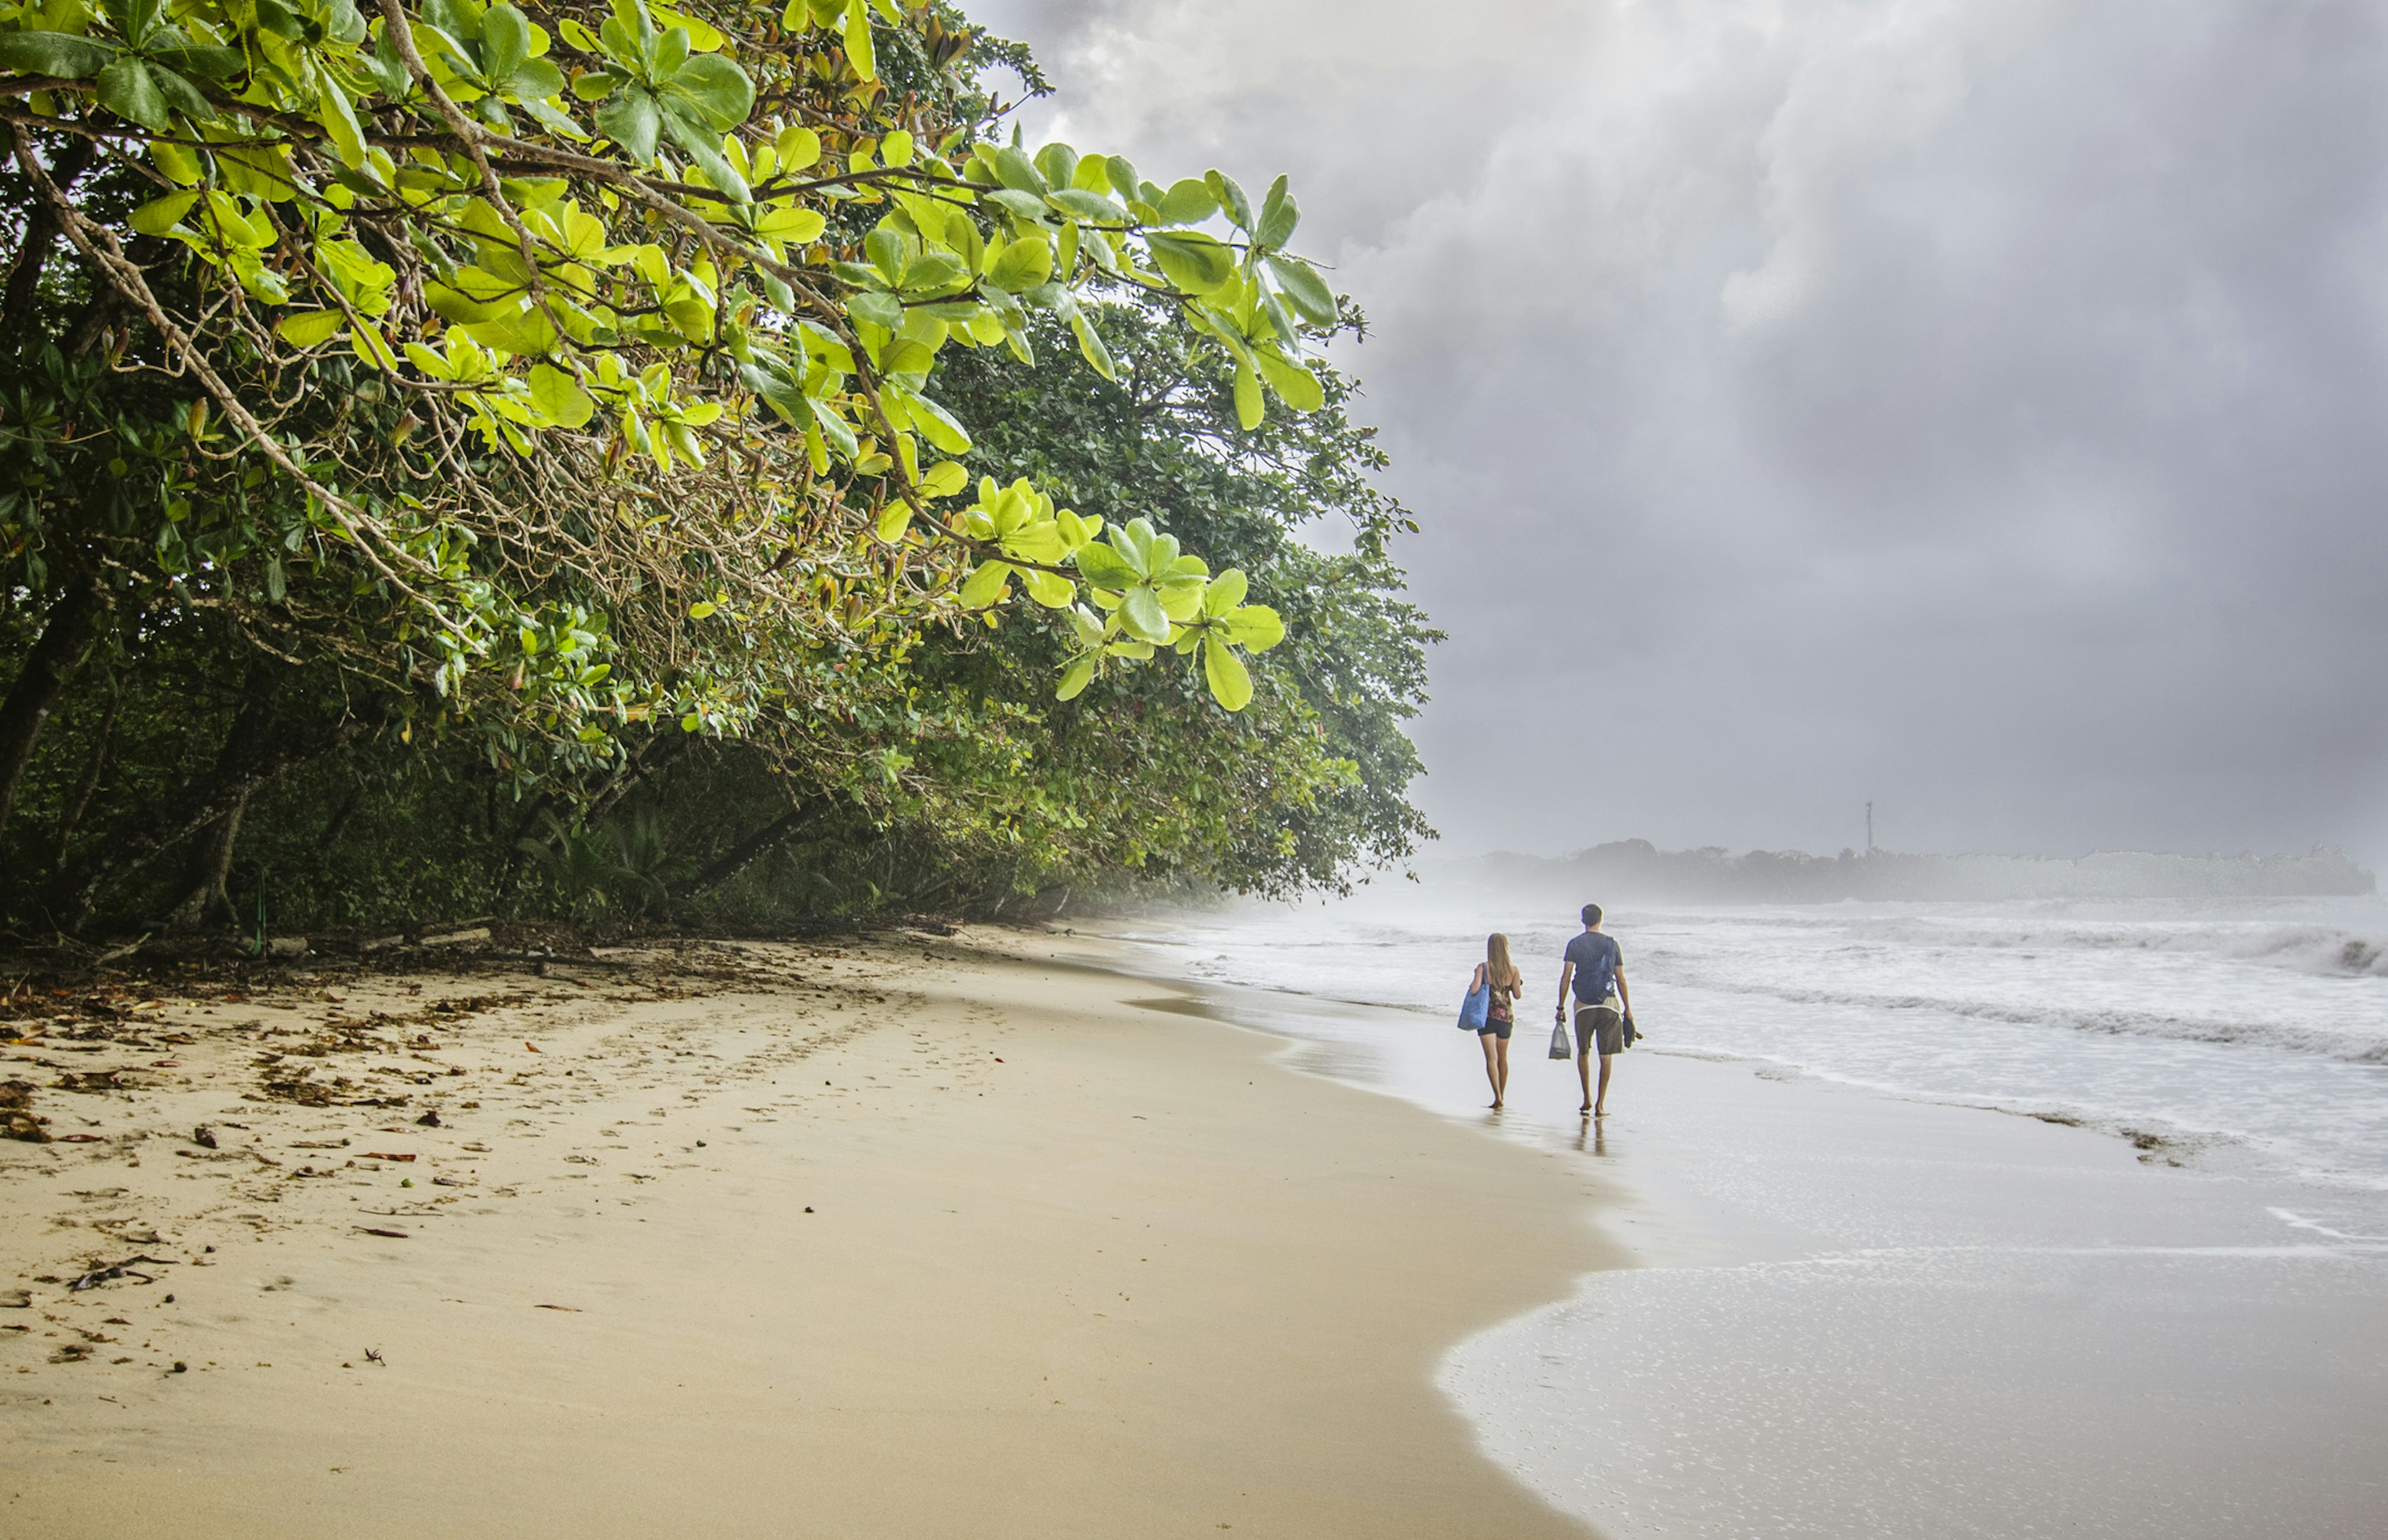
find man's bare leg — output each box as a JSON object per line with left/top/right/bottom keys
{"left": 1575, "top": 1023, "right": 1594, "bottom": 1113}
{"left": 1594, "top": 1052, "right": 1614, "bottom": 1117}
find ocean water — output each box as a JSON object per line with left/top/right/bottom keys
{"left": 1096, "top": 890, "right": 2388, "bottom": 1538}
{"left": 1111, "top": 893, "right": 2388, "bottom": 1194}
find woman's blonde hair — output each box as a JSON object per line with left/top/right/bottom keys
{"left": 1486, "top": 933, "right": 1521, "bottom": 991}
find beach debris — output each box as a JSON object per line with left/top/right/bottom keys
{"left": 54, "top": 1133, "right": 103, "bottom": 1142}
{"left": 356, "top": 1228, "right": 410, "bottom": 1239}
{"left": 524, "top": 1041, "right": 540, "bottom": 1053}
{"left": 55, "top": 1069, "right": 135, "bottom": 1094}
{"left": 172, "top": 1362, "right": 187, "bottom": 1373}
{"left": 363, "top": 1151, "right": 417, "bottom": 1162}
{"left": 415, "top": 1110, "right": 442, "bottom": 1127}
{"left": 534, "top": 1304, "right": 581, "bottom": 1312}
{"left": 94, "top": 934, "right": 150, "bottom": 964}
{"left": 192, "top": 1125, "right": 218, "bottom": 1149}
{"left": 1, "top": 1289, "right": 29, "bottom": 1308}
{"left": 422, "top": 928, "right": 491, "bottom": 947}
{"left": 363, "top": 1347, "right": 385, "bottom": 1366}
{"left": 2, "top": 1110, "right": 47, "bottom": 1142}
{"left": 68, "top": 1255, "right": 175, "bottom": 1291}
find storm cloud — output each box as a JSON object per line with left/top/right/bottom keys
{"left": 971, "top": 1, "right": 2388, "bottom": 862}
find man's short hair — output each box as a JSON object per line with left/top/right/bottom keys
{"left": 1581, "top": 903, "right": 1603, "bottom": 926}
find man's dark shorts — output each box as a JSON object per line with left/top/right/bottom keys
{"left": 1575, "top": 1003, "right": 1624, "bottom": 1058}
{"left": 1478, "top": 1015, "right": 1513, "bottom": 1041}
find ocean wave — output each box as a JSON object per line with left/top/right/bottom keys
{"left": 1681, "top": 978, "right": 2388, "bottom": 1064}
{"left": 1673, "top": 911, "right": 2388, "bottom": 979}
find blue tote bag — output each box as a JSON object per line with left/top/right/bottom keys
{"left": 1458, "top": 979, "right": 1491, "bottom": 1031}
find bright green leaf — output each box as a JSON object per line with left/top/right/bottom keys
{"left": 1203, "top": 568, "right": 1249, "bottom": 617}
{"left": 842, "top": 0, "right": 876, "bottom": 81}
{"left": 1153, "top": 178, "right": 1215, "bottom": 226}
{"left": 1266, "top": 254, "right": 1338, "bottom": 328}
{"left": 1145, "top": 231, "right": 1235, "bottom": 295}
{"left": 129, "top": 190, "right": 199, "bottom": 237}
{"left": 528, "top": 362, "right": 596, "bottom": 427}
{"left": 1256, "top": 174, "right": 1299, "bottom": 249}
{"left": 986, "top": 236, "right": 1053, "bottom": 293}
{"left": 1203, "top": 635, "right": 1254, "bottom": 710}
{"left": 958, "top": 559, "right": 1011, "bottom": 608}
{"left": 1221, "top": 604, "right": 1287, "bottom": 652}
{"left": 1073, "top": 543, "right": 1137, "bottom": 588}
{"left": 1120, "top": 586, "right": 1170, "bottom": 643}
{"left": 1233, "top": 360, "right": 1263, "bottom": 430}
{"left": 274, "top": 309, "right": 346, "bottom": 347}
{"left": 1254, "top": 349, "right": 1325, "bottom": 412}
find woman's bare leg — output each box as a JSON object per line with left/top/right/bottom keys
{"left": 1479, "top": 1031, "right": 1503, "bottom": 1107}
{"left": 1494, "top": 1035, "right": 1511, "bottom": 1104}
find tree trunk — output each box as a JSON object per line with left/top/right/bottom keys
{"left": 0, "top": 137, "right": 95, "bottom": 344}
{"left": 0, "top": 579, "right": 101, "bottom": 880}
{"left": 315, "top": 782, "right": 364, "bottom": 859}
{"left": 50, "top": 678, "right": 121, "bottom": 870}
{"left": 53, "top": 669, "right": 351, "bottom": 931}
{"left": 673, "top": 801, "right": 817, "bottom": 903}
{"left": 165, "top": 786, "right": 252, "bottom": 933}
{"left": 497, "top": 733, "right": 685, "bottom": 901}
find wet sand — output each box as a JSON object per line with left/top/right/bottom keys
{"left": 1, "top": 931, "right": 1616, "bottom": 1538}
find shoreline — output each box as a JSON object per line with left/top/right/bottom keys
{"left": 1075, "top": 918, "right": 2388, "bottom": 1539}
{"left": 2, "top": 928, "right": 1621, "bottom": 1538}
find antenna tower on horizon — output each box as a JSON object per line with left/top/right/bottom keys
{"left": 1866, "top": 801, "right": 1875, "bottom": 855}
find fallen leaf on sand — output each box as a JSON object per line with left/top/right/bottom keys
{"left": 356, "top": 1228, "right": 410, "bottom": 1239}
{"left": 534, "top": 1304, "right": 582, "bottom": 1312}
{"left": 524, "top": 1042, "right": 540, "bottom": 1053}
{"left": 364, "top": 1151, "right": 417, "bottom": 1162}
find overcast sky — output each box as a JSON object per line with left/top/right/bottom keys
{"left": 968, "top": 0, "right": 2388, "bottom": 864}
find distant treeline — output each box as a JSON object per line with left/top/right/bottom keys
{"left": 1486, "top": 841, "right": 2377, "bottom": 903}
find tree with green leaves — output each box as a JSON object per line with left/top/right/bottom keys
{"left": 0, "top": 0, "right": 1431, "bottom": 934}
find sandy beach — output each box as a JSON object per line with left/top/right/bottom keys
{"left": 1, "top": 929, "right": 1616, "bottom": 1538}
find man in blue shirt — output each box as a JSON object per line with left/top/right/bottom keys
{"left": 1555, "top": 903, "right": 1635, "bottom": 1116}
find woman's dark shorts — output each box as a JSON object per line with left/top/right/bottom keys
{"left": 1575, "top": 1005, "right": 1624, "bottom": 1058}
{"left": 1478, "top": 1015, "right": 1513, "bottom": 1041}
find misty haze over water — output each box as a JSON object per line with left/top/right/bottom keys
{"left": 1474, "top": 839, "right": 2377, "bottom": 905}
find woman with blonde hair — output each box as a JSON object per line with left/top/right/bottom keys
{"left": 1469, "top": 933, "right": 1525, "bottom": 1108}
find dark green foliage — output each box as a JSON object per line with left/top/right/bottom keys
{"left": 0, "top": 2, "right": 1436, "bottom": 938}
